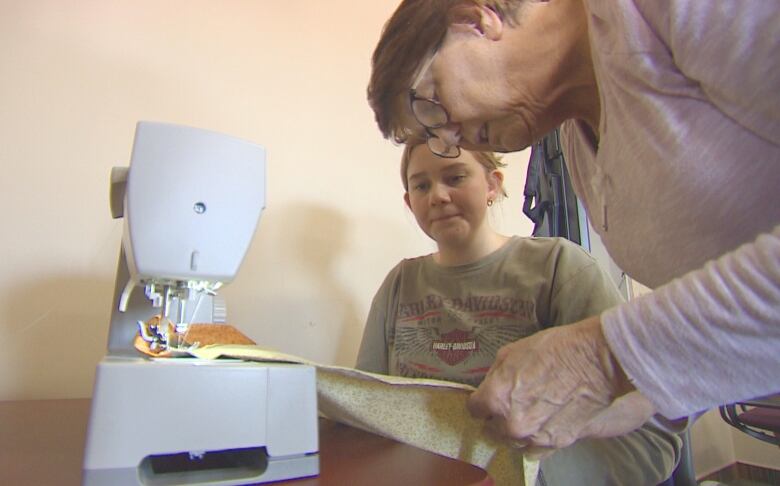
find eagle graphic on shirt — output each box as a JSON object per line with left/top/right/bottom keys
{"left": 391, "top": 293, "right": 538, "bottom": 386}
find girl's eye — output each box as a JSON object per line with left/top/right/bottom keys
{"left": 413, "top": 181, "right": 430, "bottom": 192}
{"left": 447, "top": 174, "right": 466, "bottom": 185}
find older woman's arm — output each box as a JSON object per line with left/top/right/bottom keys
{"left": 467, "top": 226, "right": 780, "bottom": 447}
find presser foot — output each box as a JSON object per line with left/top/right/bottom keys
{"left": 136, "top": 316, "right": 200, "bottom": 357}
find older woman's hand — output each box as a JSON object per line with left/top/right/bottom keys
{"left": 467, "top": 316, "right": 656, "bottom": 453}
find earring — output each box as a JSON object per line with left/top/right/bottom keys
{"left": 487, "top": 199, "right": 494, "bottom": 207}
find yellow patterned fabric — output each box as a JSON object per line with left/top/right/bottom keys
{"left": 192, "top": 344, "right": 538, "bottom": 486}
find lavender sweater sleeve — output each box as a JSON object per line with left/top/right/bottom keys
{"left": 602, "top": 225, "right": 780, "bottom": 419}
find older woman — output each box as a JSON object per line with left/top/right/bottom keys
{"left": 367, "top": 0, "right": 780, "bottom": 452}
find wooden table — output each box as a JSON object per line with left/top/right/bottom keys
{"left": 0, "top": 399, "right": 492, "bottom": 486}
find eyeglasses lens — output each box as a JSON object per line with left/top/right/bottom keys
{"left": 412, "top": 100, "right": 448, "bottom": 128}
{"left": 427, "top": 137, "right": 460, "bottom": 158}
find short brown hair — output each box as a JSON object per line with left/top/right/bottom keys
{"left": 400, "top": 144, "right": 508, "bottom": 198}
{"left": 368, "top": 0, "right": 527, "bottom": 141}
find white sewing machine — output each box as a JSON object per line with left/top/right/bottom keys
{"left": 83, "top": 122, "right": 319, "bottom": 486}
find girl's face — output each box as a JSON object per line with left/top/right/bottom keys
{"left": 404, "top": 145, "right": 501, "bottom": 249}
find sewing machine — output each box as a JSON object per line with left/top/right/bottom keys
{"left": 83, "top": 122, "right": 319, "bottom": 486}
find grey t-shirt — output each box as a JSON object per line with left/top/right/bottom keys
{"left": 357, "top": 236, "right": 624, "bottom": 387}
{"left": 357, "top": 236, "right": 681, "bottom": 484}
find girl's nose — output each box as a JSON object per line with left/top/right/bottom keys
{"left": 429, "top": 182, "right": 451, "bottom": 205}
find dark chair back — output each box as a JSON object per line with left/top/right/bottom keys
{"left": 720, "top": 398, "right": 780, "bottom": 446}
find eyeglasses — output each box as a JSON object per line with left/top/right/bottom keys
{"left": 408, "top": 50, "right": 460, "bottom": 158}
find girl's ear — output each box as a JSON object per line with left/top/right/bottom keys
{"left": 487, "top": 169, "right": 505, "bottom": 200}
{"left": 447, "top": 4, "right": 503, "bottom": 40}
{"left": 404, "top": 192, "right": 412, "bottom": 209}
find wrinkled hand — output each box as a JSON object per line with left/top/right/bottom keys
{"left": 467, "top": 316, "right": 655, "bottom": 456}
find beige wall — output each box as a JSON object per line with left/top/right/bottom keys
{"left": 691, "top": 409, "right": 780, "bottom": 477}
{"left": 731, "top": 417, "right": 780, "bottom": 471}
{"left": 0, "top": 0, "right": 533, "bottom": 401}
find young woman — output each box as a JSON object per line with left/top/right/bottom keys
{"left": 356, "top": 144, "right": 679, "bottom": 485}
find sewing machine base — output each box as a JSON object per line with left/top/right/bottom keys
{"left": 83, "top": 357, "right": 319, "bottom": 486}
{"left": 83, "top": 451, "right": 318, "bottom": 486}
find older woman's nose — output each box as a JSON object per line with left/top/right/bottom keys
{"left": 430, "top": 123, "right": 461, "bottom": 149}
